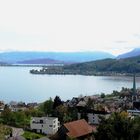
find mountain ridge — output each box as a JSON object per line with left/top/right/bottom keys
{"left": 0, "top": 51, "right": 114, "bottom": 64}
{"left": 117, "top": 48, "right": 140, "bottom": 59}
{"left": 17, "top": 58, "right": 71, "bottom": 64}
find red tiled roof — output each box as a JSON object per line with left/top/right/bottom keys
{"left": 64, "top": 119, "right": 95, "bottom": 138}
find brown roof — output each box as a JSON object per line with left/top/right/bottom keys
{"left": 64, "top": 119, "right": 95, "bottom": 138}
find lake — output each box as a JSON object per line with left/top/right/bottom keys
{"left": 0, "top": 66, "right": 139, "bottom": 103}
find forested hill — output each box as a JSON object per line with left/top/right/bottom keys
{"left": 64, "top": 55, "right": 140, "bottom": 74}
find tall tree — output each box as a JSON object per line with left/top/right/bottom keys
{"left": 53, "top": 96, "right": 63, "bottom": 109}
{"left": 43, "top": 98, "right": 54, "bottom": 116}
{"left": 1, "top": 105, "right": 12, "bottom": 124}
{"left": 95, "top": 112, "right": 140, "bottom": 140}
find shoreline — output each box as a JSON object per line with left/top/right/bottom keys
{"left": 0, "top": 64, "right": 138, "bottom": 77}
{"left": 29, "top": 69, "right": 137, "bottom": 77}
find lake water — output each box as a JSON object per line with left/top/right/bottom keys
{"left": 0, "top": 66, "right": 139, "bottom": 103}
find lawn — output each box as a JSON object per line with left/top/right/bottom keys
{"left": 22, "top": 131, "right": 45, "bottom": 140}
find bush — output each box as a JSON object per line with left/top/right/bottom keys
{"left": 22, "top": 131, "right": 45, "bottom": 140}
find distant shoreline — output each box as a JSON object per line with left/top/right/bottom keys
{"left": 0, "top": 64, "right": 139, "bottom": 77}
{"left": 29, "top": 67, "right": 138, "bottom": 77}
{"left": 0, "top": 64, "right": 63, "bottom": 67}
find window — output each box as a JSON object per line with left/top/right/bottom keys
{"left": 40, "top": 120, "right": 43, "bottom": 123}
{"left": 49, "top": 125, "right": 52, "bottom": 127}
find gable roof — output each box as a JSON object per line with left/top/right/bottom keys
{"left": 76, "top": 100, "right": 86, "bottom": 107}
{"left": 64, "top": 119, "right": 95, "bottom": 138}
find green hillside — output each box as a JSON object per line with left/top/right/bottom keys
{"left": 64, "top": 55, "right": 140, "bottom": 75}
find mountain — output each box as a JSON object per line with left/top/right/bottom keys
{"left": 17, "top": 58, "right": 68, "bottom": 64}
{"left": 63, "top": 55, "right": 140, "bottom": 75}
{"left": 0, "top": 51, "right": 114, "bottom": 64}
{"left": 117, "top": 48, "right": 140, "bottom": 59}
{"left": 0, "top": 61, "right": 8, "bottom": 65}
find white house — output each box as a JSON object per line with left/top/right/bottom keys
{"left": 87, "top": 113, "right": 110, "bottom": 124}
{"left": 30, "top": 117, "right": 60, "bottom": 135}
{"left": 77, "top": 108, "right": 110, "bottom": 125}
{"left": 127, "top": 109, "right": 140, "bottom": 118}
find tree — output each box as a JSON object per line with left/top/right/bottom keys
{"left": 14, "top": 111, "right": 27, "bottom": 128}
{"left": 95, "top": 112, "right": 137, "bottom": 140}
{"left": 128, "top": 117, "right": 140, "bottom": 140}
{"left": 101, "top": 93, "right": 105, "bottom": 98}
{"left": 1, "top": 105, "right": 31, "bottom": 128}
{"left": 0, "top": 124, "right": 12, "bottom": 139}
{"left": 1, "top": 105, "right": 12, "bottom": 124}
{"left": 25, "top": 107, "right": 44, "bottom": 117}
{"left": 86, "top": 98, "right": 94, "bottom": 109}
{"left": 53, "top": 96, "right": 63, "bottom": 109}
{"left": 43, "top": 98, "right": 53, "bottom": 116}
{"left": 56, "top": 105, "right": 68, "bottom": 123}
{"left": 68, "top": 107, "right": 78, "bottom": 121}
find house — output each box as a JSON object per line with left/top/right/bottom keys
{"left": 86, "top": 111, "right": 110, "bottom": 124}
{"left": 127, "top": 109, "right": 140, "bottom": 118}
{"left": 78, "top": 110, "right": 110, "bottom": 125}
{"left": 52, "top": 119, "right": 96, "bottom": 140}
{"left": 67, "top": 97, "right": 79, "bottom": 107}
{"left": 133, "top": 101, "right": 140, "bottom": 110}
{"left": 30, "top": 117, "right": 60, "bottom": 135}
{"left": 0, "top": 101, "right": 5, "bottom": 109}
{"left": 27, "top": 102, "right": 38, "bottom": 108}
{"left": 0, "top": 108, "right": 4, "bottom": 114}
{"left": 10, "top": 107, "right": 27, "bottom": 112}
{"left": 77, "top": 107, "right": 110, "bottom": 125}
{"left": 9, "top": 101, "right": 27, "bottom": 112}
{"left": 76, "top": 100, "right": 86, "bottom": 107}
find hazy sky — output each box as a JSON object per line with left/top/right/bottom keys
{"left": 0, "top": 0, "right": 140, "bottom": 55}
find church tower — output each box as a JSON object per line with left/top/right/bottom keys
{"left": 132, "top": 74, "right": 137, "bottom": 102}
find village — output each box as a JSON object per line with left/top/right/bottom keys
{"left": 1, "top": 75, "right": 140, "bottom": 140}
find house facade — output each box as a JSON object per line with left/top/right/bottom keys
{"left": 77, "top": 106, "right": 110, "bottom": 125}
{"left": 30, "top": 117, "right": 60, "bottom": 135}
{"left": 127, "top": 109, "right": 140, "bottom": 118}
{"left": 86, "top": 112, "right": 110, "bottom": 124}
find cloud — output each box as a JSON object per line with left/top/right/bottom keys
{"left": 0, "top": 0, "right": 140, "bottom": 55}
{"left": 133, "top": 34, "right": 140, "bottom": 38}
{"left": 114, "top": 41, "right": 128, "bottom": 44}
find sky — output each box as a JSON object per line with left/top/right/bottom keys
{"left": 0, "top": 0, "right": 140, "bottom": 56}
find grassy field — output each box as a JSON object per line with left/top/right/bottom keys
{"left": 22, "top": 131, "right": 46, "bottom": 140}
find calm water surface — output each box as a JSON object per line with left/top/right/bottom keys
{"left": 0, "top": 66, "right": 139, "bottom": 103}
